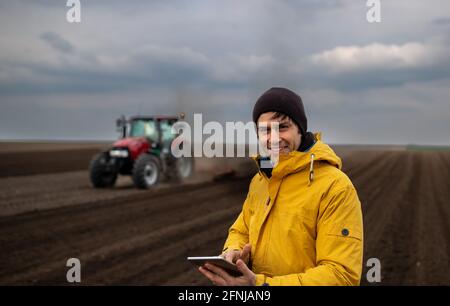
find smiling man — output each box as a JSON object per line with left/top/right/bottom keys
{"left": 199, "top": 87, "right": 364, "bottom": 286}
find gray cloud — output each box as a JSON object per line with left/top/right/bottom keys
{"left": 0, "top": 0, "right": 450, "bottom": 144}
{"left": 40, "top": 31, "right": 75, "bottom": 53}
{"left": 432, "top": 17, "right": 450, "bottom": 26}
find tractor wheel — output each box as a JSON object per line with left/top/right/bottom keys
{"left": 132, "top": 154, "right": 161, "bottom": 189}
{"left": 169, "top": 156, "right": 194, "bottom": 182}
{"left": 89, "top": 153, "right": 117, "bottom": 188}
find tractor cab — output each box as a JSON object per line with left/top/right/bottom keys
{"left": 117, "top": 115, "right": 178, "bottom": 142}
{"left": 114, "top": 115, "right": 179, "bottom": 156}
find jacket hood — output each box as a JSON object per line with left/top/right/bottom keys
{"left": 254, "top": 132, "right": 342, "bottom": 183}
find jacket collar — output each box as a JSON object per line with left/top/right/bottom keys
{"left": 253, "top": 132, "right": 342, "bottom": 181}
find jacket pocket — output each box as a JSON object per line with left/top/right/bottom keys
{"left": 326, "top": 222, "right": 362, "bottom": 241}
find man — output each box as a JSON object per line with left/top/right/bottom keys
{"left": 199, "top": 87, "right": 364, "bottom": 286}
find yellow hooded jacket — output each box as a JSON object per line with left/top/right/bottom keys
{"left": 223, "top": 132, "right": 364, "bottom": 285}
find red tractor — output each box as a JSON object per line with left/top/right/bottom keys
{"left": 89, "top": 115, "right": 194, "bottom": 189}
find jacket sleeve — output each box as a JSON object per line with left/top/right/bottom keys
{"left": 255, "top": 185, "right": 364, "bottom": 286}
{"left": 222, "top": 192, "right": 253, "bottom": 253}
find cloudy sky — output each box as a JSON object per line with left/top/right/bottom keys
{"left": 1, "top": 0, "right": 449, "bottom": 144}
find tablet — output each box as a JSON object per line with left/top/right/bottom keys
{"left": 187, "top": 256, "right": 243, "bottom": 277}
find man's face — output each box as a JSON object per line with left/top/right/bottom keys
{"left": 257, "top": 112, "right": 301, "bottom": 155}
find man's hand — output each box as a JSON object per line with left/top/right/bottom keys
{"left": 221, "top": 243, "right": 251, "bottom": 265}
{"left": 198, "top": 259, "right": 256, "bottom": 286}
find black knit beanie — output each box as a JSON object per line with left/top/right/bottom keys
{"left": 253, "top": 87, "right": 307, "bottom": 135}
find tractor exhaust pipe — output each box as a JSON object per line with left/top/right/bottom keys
{"left": 116, "top": 115, "right": 127, "bottom": 139}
